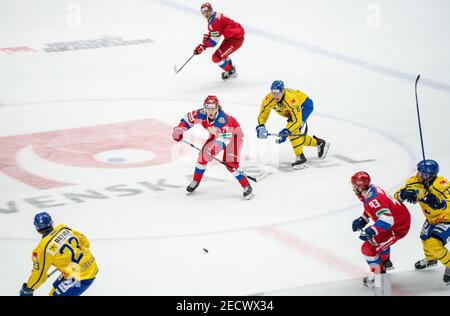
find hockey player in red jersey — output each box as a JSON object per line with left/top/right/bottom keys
{"left": 194, "top": 3, "right": 245, "bottom": 80}
{"left": 172, "top": 96, "right": 254, "bottom": 200}
{"left": 350, "top": 171, "right": 411, "bottom": 287}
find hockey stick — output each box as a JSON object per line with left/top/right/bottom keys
{"left": 174, "top": 54, "right": 195, "bottom": 74}
{"left": 268, "top": 123, "right": 309, "bottom": 138}
{"left": 414, "top": 74, "right": 426, "bottom": 161}
{"left": 181, "top": 140, "right": 257, "bottom": 182}
{"left": 48, "top": 268, "right": 58, "bottom": 278}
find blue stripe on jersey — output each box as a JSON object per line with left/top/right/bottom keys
{"left": 365, "top": 184, "right": 379, "bottom": 203}
{"left": 213, "top": 110, "right": 228, "bottom": 128}
{"left": 209, "top": 12, "right": 216, "bottom": 24}
{"left": 374, "top": 219, "right": 393, "bottom": 230}
{"left": 197, "top": 109, "right": 207, "bottom": 120}
{"left": 214, "top": 140, "right": 226, "bottom": 150}
{"left": 208, "top": 38, "right": 218, "bottom": 47}
{"left": 180, "top": 119, "right": 192, "bottom": 129}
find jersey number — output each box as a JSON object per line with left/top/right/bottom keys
{"left": 368, "top": 199, "right": 381, "bottom": 208}
{"left": 59, "top": 237, "right": 84, "bottom": 264}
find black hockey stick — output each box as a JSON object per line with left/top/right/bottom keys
{"left": 174, "top": 54, "right": 195, "bottom": 74}
{"left": 415, "top": 74, "right": 426, "bottom": 162}
{"left": 181, "top": 140, "right": 257, "bottom": 182}
{"left": 268, "top": 123, "right": 308, "bottom": 138}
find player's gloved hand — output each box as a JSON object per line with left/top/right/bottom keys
{"left": 352, "top": 216, "right": 369, "bottom": 232}
{"left": 256, "top": 124, "right": 268, "bottom": 139}
{"left": 172, "top": 127, "right": 184, "bottom": 142}
{"left": 194, "top": 44, "right": 206, "bottom": 55}
{"left": 19, "top": 283, "right": 34, "bottom": 296}
{"left": 359, "top": 226, "right": 377, "bottom": 241}
{"left": 276, "top": 128, "right": 291, "bottom": 144}
{"left": 399, "top": 189, "right": 418, "bottom": 203}
{"left": 423, "top": 193, "right": 446, "bottom": 210}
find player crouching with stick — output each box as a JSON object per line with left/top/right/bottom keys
{"left": 350, "top": 172, "right": 411, "bottom": 287}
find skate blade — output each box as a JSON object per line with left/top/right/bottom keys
{"left": 244, "top": 193, "right": 255, "bottom": 200}
{"left": 416, "top": 262, "right": 438, "bottom": 270}
{"left": 223, "top": 72, "right": 238, "bottom": 81}
{"left": 186, "top": 190, "right": 195, "bottom": 196}
{"left": 292, "top": 164, "right": 309, "bottom": 170}
{"left": 385, "top": 266, "right": 395, "bottom": 271}
{"left": 320, "top": 143, "right": 330, "bottom": 160}
{"left": 363, "top": 282, "right": 376, "bottom": 288}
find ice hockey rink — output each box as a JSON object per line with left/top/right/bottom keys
{"left": 1, "top": 0, "right": 449, "bottom": 296}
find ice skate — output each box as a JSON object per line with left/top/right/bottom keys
{"left": 314, "top": 136, "right": 330, "bottom": 159}
{"left": 186, "top": 181, "right": 200, "bottom": 195}
{"left": 292, "top": 153, "right": 308, "bottom": 170}
{"left": 221, "top": 66, "right": 237, "bottom": 80}
{"left": 243, "top": 184, "right": 254, "bottom": 200}
{"left": 415, "top": 258, "right": 438, "bottom": 270}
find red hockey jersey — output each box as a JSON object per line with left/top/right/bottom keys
{"left": 361, "top": 184, "right": 411, "bottom": 237}
{"left": 203, "top": 12, "right": 245, "bottom": 47}
{"left": 178, "top": 108, "right": 243, "bottom": 146}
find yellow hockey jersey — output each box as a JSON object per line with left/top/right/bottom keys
{"left": 394, "top": 175, "right": 450, "bottom": 224}
{"left": 257, "top": 88, "right": 309, "bottom": 133}
{"left": 26, "top": 224, "right": 98, "bottom": 291}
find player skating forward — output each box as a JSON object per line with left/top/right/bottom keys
{"left": 394, "top": 160, "right": 450, "bottom": 285}
{"left": 20, "top": 212, "right": 98, "bottom": 296}
{"left": 351, "top": 172, "right": 411, "bottom": 287}
{"left": 256, "top": 80, "right": 330, "bottom": 169}
{"left": 193, "top": 3, "right": 245, "bottom": 80}
{"left": 172, "top": 96, "right": 254, "bottom": 200}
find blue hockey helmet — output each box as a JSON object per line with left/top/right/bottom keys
{"left": 34, "top": 212, "right": 53, "bottom": 231}
{"left": 271, "top": 80, "right": 285, "bottom": 93}
{"left": 417, "top": 159, "right": 439, "bottom": 181}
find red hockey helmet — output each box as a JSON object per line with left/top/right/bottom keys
{"left": 201, "top": 2, "right": 213, "bottom": 13}
{"left": 351, "top": 171, "right": 371, "bottom": 193}
{"left": 203, "top": 95, "right": 219, "bottom": 110}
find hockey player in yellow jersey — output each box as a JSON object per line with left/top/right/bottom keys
{"left": 394, "top": 160, "right": 450, "bottom": 284}
{"left": 256, "top": 80, "right": 330, "bottom": 169}
{"left": 19, "top": 212, "right": 98, "bottom": 296}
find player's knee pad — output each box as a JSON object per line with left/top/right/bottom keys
{"left": 212, "top": 51, "right": 222, "bottom": 63}
{"left": 424, "top": 237, "right": 446, "bottom": 259}
{"left": 361, "top": 241, "right": 377, "bottom": 256}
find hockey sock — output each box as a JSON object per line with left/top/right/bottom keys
{"left": 227, "top": 167, "right": 249, "bottom": 188}
{"left": 219, "top": 58, "right": 232, "bottom": 72}
{"left": 380, "top": 248, "right": 390, "bottom": 262}
{"left": 193, "top": 163, "right": 207, "bottom": 182}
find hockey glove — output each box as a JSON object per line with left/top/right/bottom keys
{"left": 276, "top": 128, "right": 291, "bottom": 144}
{"left": 399, "top": 189, "right": 418, "bottom": 203}
{"left": 172, "top": 128, "right": 184, "bottom": 142}
{"left": 194, "top": 44, "right": 206, "bottom": 55}
{"left": 423, "top": 193, "right": 447, "bottom": 210}
{"left": 19, "top": 283, "right": 34, "bottom": 296}
{"left": 359, "top": 226, "right": 377, "bottom": 241}
{"left": 352, "top": 216, "right": 369, "bottom": 232}
{"left": 256, "top": 124, "right": 268, "bottom": 139}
